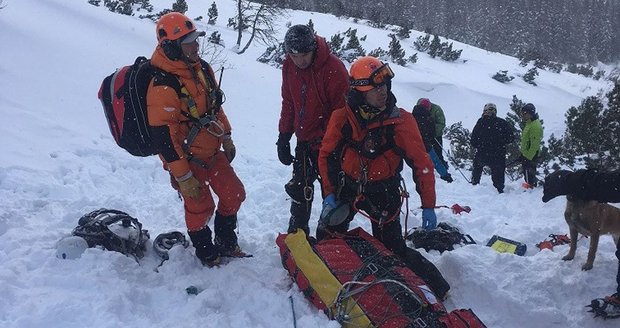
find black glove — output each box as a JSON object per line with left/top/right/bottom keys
{"left": 276, "top": 133, "right": 294, "bottom": 166}
{"left": 440, "top": 174, "right": 453, "bottom": 183}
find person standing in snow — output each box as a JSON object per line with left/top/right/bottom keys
{"left": 411, "top": 102, "right": 453, "bottom": 182}
{"left": 470, "top": 103, "right": 514, "bottom": 193}
{"left": 317, "top": 56, "right": 450, "bottom": 299}
{"left": 518, "top": 103, "right": 543, "bottom": 188}
{"left": 416, "top": 98, "right": 448, "bottom": 168}
{"left": 146, "top": 13, "right": 246, "bottom": 267}
{"left": 277, "top": 24, "right": 349, "bottom": 236}
{"left": 542, "top": 169, "right": 620, "bottom": 318}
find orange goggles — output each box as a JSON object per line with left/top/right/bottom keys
{"left": 350, "top": 63, "right": 395, "bottom": 89}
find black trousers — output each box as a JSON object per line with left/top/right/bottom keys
{"left": 521, "top": 155, "right": 539, "bottom": 187}
{"left": 317, "top": 175, "right": 450, "bottom": 298}
{"left": 285, "top": 143, "right": 322, "bottom": 235}
{"left": 471, "top": 152, "right": 506, "bottom": 191}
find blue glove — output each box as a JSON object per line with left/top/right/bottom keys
{"left": 422, "top": 208, "right": 437, "bottom": 230}
{"left": 323, "top": 194, "right": 337, "bottom": 208}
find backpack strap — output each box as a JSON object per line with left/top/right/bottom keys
{"left": 151, "top": 62, "right": 224, "bottom": 167}
{"left": 179, "top": 60, "right": 226, "bottom": 166}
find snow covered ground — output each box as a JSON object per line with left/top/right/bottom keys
{"left": 0, "top": 1, "right": 618, "bottom": 327}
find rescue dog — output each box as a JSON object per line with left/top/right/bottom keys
{"left": 562, "top": 195, "right": 620, "bottom": 270}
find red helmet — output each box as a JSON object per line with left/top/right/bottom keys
{"left": 156, "top": 12, "right": 200, "bottom": 44}
{"left": 349, "top": 56, "right": 394, "bottom": 92}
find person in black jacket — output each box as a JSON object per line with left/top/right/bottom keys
{"left": 470, "top": 103, "right": 514, "bottom": 193}
{"left": 543, "top": 169, "right": 620, "bottom": 318}
{"left": 411, "top": 104, "right": 453, "bottom": 182}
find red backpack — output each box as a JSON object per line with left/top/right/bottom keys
{"left": 98, "top": 57, "right": 178, "bottom": 157}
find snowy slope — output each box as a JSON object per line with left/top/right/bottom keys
{"left": 0, "top": 1, "right": 617, "bottom": 327}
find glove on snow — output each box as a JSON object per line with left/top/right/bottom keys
{"left": 440, "top": 174, "right": 454, "bottom": 183}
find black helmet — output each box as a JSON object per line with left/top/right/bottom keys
{"left": 521, "top": 103, "right": 536, "bottom": 115}
{"left": 284, "top": 25, "right": 317, "bottom": 54}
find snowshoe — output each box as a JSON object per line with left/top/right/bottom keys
{"left": 587, "top": 294, "right": 620, "bottom": 319}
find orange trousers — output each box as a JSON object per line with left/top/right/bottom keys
{"left": 173, "top": 152, "right": 246, "bottom": 231}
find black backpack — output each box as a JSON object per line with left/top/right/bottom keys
{"left": 406, "top": 222, "right": 476, "bottom": 253}
{"left": 98, "top": 57, "right": 179, "bottom": 157}
{"left": 72, "top": 208, "right": 150, "bottom": 260}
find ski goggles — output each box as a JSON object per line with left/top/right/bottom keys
{"left": 350, "top": 63, "right": 395, "bottom": 91}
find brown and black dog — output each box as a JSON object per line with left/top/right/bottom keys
{"left": 562, "top": 195, "right": 620, "bottom": 270}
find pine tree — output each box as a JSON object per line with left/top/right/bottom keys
{"left": 257, "top": 43, "right": 286, "bottom": 69}
{"left": 104, "top": 0, "right": 133, "bottom": 15}
{"left": 428, "top": 34, "right": 442, "bottom": 58}
{"left": 328, "top": 32, "right": 345, "bottom": 56}
{"left": 208, "top": 31, "right": 222, "bottom": 46}
{"left": 601, "top": 82, "right": 620, "bottom": 169}
{"left": 563, "top": 96, "right": 606, "bottom": 168}
{"left": 492, "top": 70, "right": 515, "bottom": 83}
{"left": 396, "top": 23, "right": 412, "bottom": 39}
{"left": 413, "top": 34, "right": 431, "bottom": 52}
{"left": 172, "top": 0, "right": 188, "bottom": 14}
{"left": 388, "top": 34, "right": 406, "bottom": 66}
{"left": 523, "top": 67, "right": 539, "bottom": 86}
{"left": 368, "top": 48, "right": 388, "bottom": 61}
{"left": 443, "top": 122, "right": 474, "bottom": 169}
{"left": 207, "top": 2, "right": 218, "bottom": 25}
{"left": 440, "top": 42, "right": 462, "bottom": 61}
{"left": 307, "top": 19, "right": 315, "bottom": 33}
{"left": 341, "top": 28, "right": 366, "bottom": 63}
{"left": 229, "top": 1, "right": 284, "bottom": 54}
{"left": 138, "top": 0, "right": 153, "bottom": 12}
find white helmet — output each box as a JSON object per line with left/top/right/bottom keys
{"left": 56, "top": 236, "right": 89, "bottom": 259}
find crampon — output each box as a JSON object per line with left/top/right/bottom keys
{"left": 587, "top": 294, "right": 620, "bottom": 319}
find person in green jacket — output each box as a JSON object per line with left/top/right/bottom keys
{"left": 519, "top": 103, "right": 543, "bottom": 188}
{"left": 417, "top": 98, "right": 447, "bottom": 168}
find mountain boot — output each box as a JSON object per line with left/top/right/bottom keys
{"left": 286, "top": 200, "right": 311, "bottom": 235}
{"left": 188, "top": 227, "right": 220, "bottom": 267}
{"left": 214, "top": 212, "right": 246, "bottom": 257}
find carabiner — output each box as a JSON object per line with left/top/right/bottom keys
{"left": 206, "top": 120, "right": 225, "bottom": 137}
{"left": 303, "top": 186, "right": 313, "bottom": 201}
